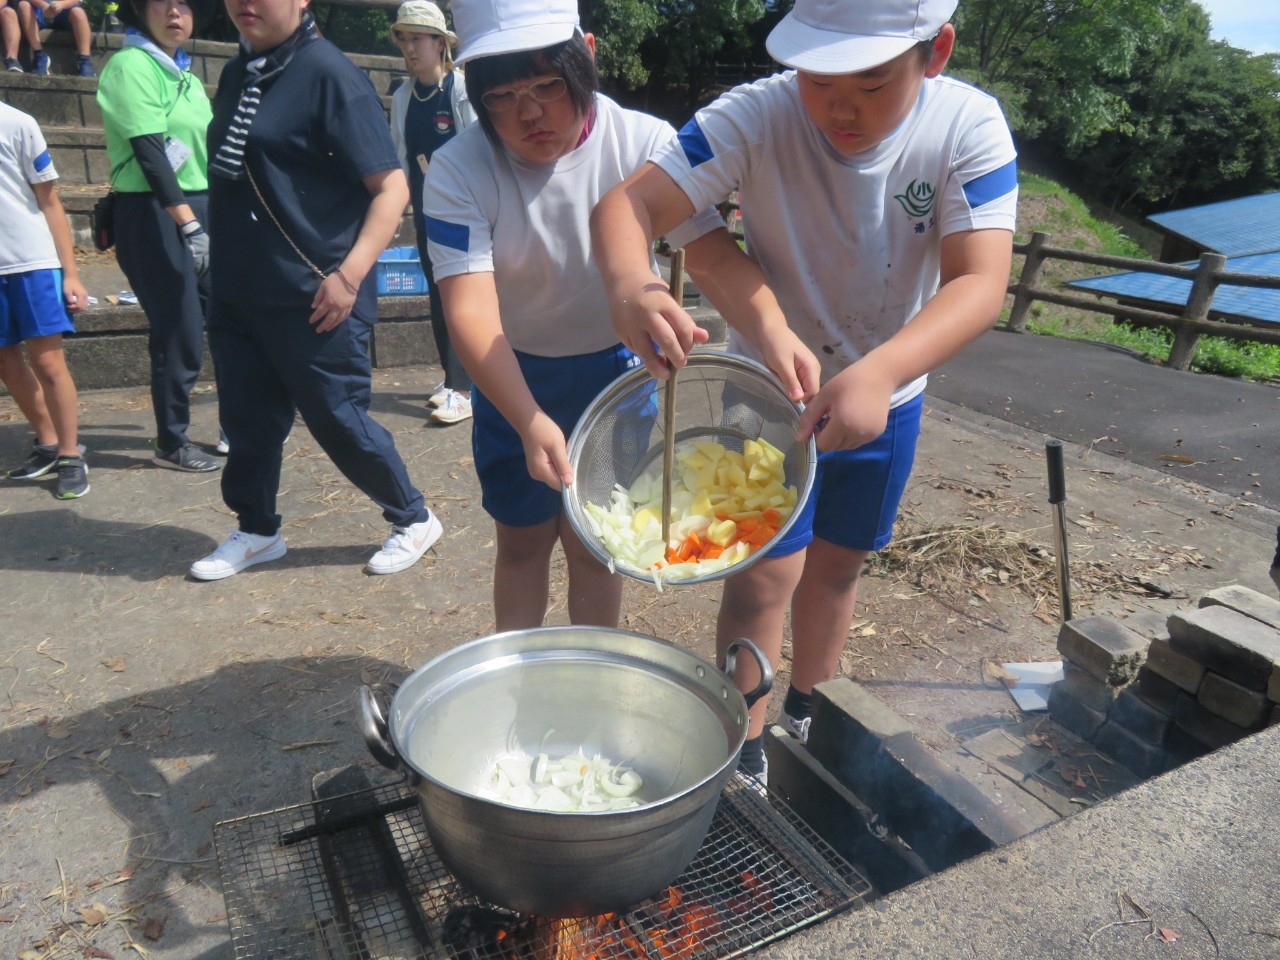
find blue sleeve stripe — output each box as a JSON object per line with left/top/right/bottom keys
{"left": 677, "top": 118, "right": 714, "bottom": 169}
{"left": 962, "top": 159, "right": 1018, "bottom": 208}
{"left": 33, "top": 149, "right": 53, "bottom": 173}
{"left": 426, "top": 215, "right": 469, "bottom": 253}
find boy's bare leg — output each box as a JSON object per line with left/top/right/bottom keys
{"left": 559, "top": 519, "right": 622, "bottom": 628}
{"left": 715, "top": 551, "right": 806, "bottom": 737}
{"left": 493, "top": 517, "right": 557, "bottom": 632}
{"left": 16, "top": 1, "right": 42, "bottom": 54}
{"left": 22, "top": 334, "right": 78, "bottom": 455}
{"left": 1, "top": 6, "right": 21, "bottom": 61}
{"left": 787, "top": 538, "right": 870, "bottom": 694}
{"left": 67, "top": 5, "right": 90, "bottom": 56}
{"left": 0, "top": 344, "right": 57, "bottom": 446}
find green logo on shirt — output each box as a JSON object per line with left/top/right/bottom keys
{"left": 894, "top": 179, "right": 935, "bottom": 219}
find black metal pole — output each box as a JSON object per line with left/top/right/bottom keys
{"left": 1045, "top": 439, "right": 1072, "bottom": 622}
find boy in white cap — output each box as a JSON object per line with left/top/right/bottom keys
{"left": 421, "top": 0, "right": 751, "bottom": 633}
{"left": 592, "top": 0, "right": 1018, "bottom": 774}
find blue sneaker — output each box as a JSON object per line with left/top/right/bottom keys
{"left": 76, "top": 55, "right": 95, "bottom": 78}
{"left": 32, "top": 51, "right": 49, "bottom": 75}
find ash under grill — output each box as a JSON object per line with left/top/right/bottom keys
{"left": 214, "top": 774, "right": 873, "bottom": 960}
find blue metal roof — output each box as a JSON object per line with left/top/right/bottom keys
{"left": 1067, "top": 251, "right": 1280, "bottom": 325}
{"left": 1147, "top": 193, "right": 1280, "bottom": 257}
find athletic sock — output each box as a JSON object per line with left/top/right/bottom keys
{"left": 782, "top": 685, "right": 813, "bottom": 720}
{"left": 737, "top": 734, "right": 765, "bottom": 776}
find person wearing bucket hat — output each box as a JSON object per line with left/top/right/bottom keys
{"left": 387, "top": 0, "right": 478, "bottom": 426}
{"left": 420, "top": 0, "right": 725, "bottom": 632}
{"left": 592, "top": 0, "right": 1018, "bottom": 772}
{"left": 97, "top": 0, "right": 225, "bottom": 474}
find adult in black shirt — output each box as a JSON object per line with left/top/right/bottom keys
{"left": 190, "top": 0, "right": 441, "bottom": 581}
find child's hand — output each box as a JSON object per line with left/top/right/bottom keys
{"left": 797, "top": 361, "right": 894, "bottom": 453}
{"left": 757, "top": 325, "right": 821, "bottom": 404}
{"left": 521, "top": 411, "right": 573, "bottom": 491}
{"left": 608, "top": 278, "right": 708, "bottom": 380}
{"left": 63, "top": 275, "right": 89, "bottom": 314}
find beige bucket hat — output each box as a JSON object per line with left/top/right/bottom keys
{"left": 390, "top": 0, "right": 458, "bottom": 44}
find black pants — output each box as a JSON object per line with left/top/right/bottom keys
{"left": 207, "top": 298, "right": 428, "bottom": 537}
{"left": 114, "top": 191, "right": 210, "bottom": 455}
{"left": 416, "top": 234, "right": 471, "bottom": 393}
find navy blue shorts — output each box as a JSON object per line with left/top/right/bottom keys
{"left": 769, "top": 391, "right": 924, "bottom": 555}
{"left": 472, "top": 344, "right": 646, "bottom": 527}
{"left": 0, "top": 269, "right": 74, "bottom": 347}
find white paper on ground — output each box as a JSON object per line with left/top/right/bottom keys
{"left": 1001, "top": 660, "right": 1064, "bottom": 712}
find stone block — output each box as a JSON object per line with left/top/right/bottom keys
{"left": 805, "top": 680, "right": 1025, "bottom": 872}
{"left": 764, "top": 729, "right": 924, "bottom": 896}
{"left": 1198, "top": 671, "right": 1271, "bottom": 728}
{"left": 1163, "top": 724, "right": 1209, "bottom": 771}
{"left": 1047, "top": 682, "right": 1106, "bottom": 741}
{"left": 1199, "top": 585, "right": 1280, "bottom": 631}
{"left": 1057, "top": 662, "right": 1115, "bottom": 714}
{"left": 1132, "top": 666, "right": 1181, "bottom": 716}
{"left": 808, "top": 679, "right": 913, "bottom": 771}
{"left": 1270, "top": 666, "right": 1280, "bottom": 705}
{"left": 1110, "top": 689, "right": 1171, "bottom": 746}
{"left": 1093, "top": 721, "right": 1168, "bottom": 779}
{"left": 1173, "top": 691, "right": 1257, "bottom": 750}
{"left": 1119, "top": 609, "right": 1171, "bottom": 641}
{"left": 1146, "top": 636, "right": 1206, "bottom": 693}
{"left": 1056, "top": 616, "right": 1147, "bottom": 686}
{"left": 1168, "top": 606, "right": 1280, "bottom": 692}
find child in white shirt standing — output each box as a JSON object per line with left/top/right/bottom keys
{"left": 592, "top": 0, "right": 1018, "bottom": 775}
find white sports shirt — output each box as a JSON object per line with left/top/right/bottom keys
{"left": 0, "top": 103, "right": 60, "bottom": 275}
{"left": 423, "top": 94, "right": 719, "bottom": 357}
{"left": 653, "top": 72, "right": 1019, "bottom": 408}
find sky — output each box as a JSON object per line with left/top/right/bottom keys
{"left": 1195, "top": 0, "right": 1280, "bottom": 54}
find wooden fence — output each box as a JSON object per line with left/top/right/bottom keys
{"left": 1007, "top": 231, "right": 1280, "bottom": 370}
{"left": 721, "top": 209, "right": 1279, "bottom": 372}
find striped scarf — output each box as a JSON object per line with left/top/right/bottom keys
{"left": 209, "top": 12, "right": 319, "bottom": 180}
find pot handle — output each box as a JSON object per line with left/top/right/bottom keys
{"left": 358, "top": 685, "right": 401, "bottom": 771}
{"left": 723, "top": 637, "right": 773, "bottom": 710}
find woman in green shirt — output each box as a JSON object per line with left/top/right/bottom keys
{"left": 97, "top": 0, "right": 221, "bottom": 472}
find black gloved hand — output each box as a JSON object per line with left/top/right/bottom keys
{"left": 180, "top": 219, "right": 210, "bottom": 278}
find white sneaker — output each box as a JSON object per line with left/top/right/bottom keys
{"left": 216, "top": 431, "right": 230, "bottom": 455}
{"left": 430, "top": 391, "right": 473, "bottom": 425}
{"left": 190, "top": 530, "right": 286, "bottom": 581}
{"left": 782, "top": 712, "right": 811, "bottom": 744}
{"left": 366, "top": 513, "right": 442, "bottom": 575}
{"left": 427, "top": 380, "right": 447, "bottom": 407}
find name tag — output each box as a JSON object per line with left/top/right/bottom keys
{"left": 165, "top": 136, "right": 193, "bottom": 172}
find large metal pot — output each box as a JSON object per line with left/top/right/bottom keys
{"left": 359, "top": 626, "right": 771, "bottom": 918}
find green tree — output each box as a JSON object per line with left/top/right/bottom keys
{"left": 949, "top": 0, "right": 1164, "bottom": 149}
{"left": 1069, "top": 0, "right": 1280, "bottom": 211}
{"left": 582, "top": 0, "right": 768, "bottom": 119}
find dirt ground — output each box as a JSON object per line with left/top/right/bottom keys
{"left": 0, "top": 361, "right": 1275, "bottom": 959}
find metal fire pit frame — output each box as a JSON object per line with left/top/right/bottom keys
{"left": 213, "top": 773, "right": 873, "bottom": 960}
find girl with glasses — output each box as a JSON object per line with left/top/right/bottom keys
{"left": 421, "top": 0, "right": 723, "bottom": 632}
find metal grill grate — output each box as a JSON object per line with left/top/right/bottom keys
{"left": 214, "top": 774, "right": 873, "bottom": 960}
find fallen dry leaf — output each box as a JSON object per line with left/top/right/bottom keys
{"left": 143, "top": 916, "right": 165, "bottom": 940}
{"left": 981, "top": 660, "right": 1019, "bottom": 685}
{"left": 80, "top": 903, "right": 109, "bottom": 925}
{"left": 1158, "top": 927, "right": 1181, "bottom": 943}
{"left": 0, "top": 759, "right": 14, "bottom": 776}
{"left": 83, "top": 946, "right": 114, "bottom": 958}
{"left": 47, "top": 721, "right": 73, "bottom": 740}
{"left": 101, "top": 657, "right": 128, "bottom": 672}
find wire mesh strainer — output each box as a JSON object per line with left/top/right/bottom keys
{"left": 564, "top": 350, "right": 817, "bottom": 585}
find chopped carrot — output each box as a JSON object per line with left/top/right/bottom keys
{"left": 761, "top": 508, "right": 783, "bottom": 525}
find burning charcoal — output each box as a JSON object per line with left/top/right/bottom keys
{"left": 442, "top": 904, "right": 531, "bottom": 958}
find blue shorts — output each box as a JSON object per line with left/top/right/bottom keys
{"left": 770, "top": 391, "right": 923, "bottom": 556}
{"left": 473, "top": 344, "right": 647, "bottom": 527}
{"left": 36, "top": 7, "right": 75, "bottom": 30}
{"left": 0, "top": 269, "right": 74, "bottom": 347}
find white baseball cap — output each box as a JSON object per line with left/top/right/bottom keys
{"left": 452, "top": 0, "right": 581, "bottom": 66}
{"left": 766, "top": 0, "right": 957, "bottom": 75}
